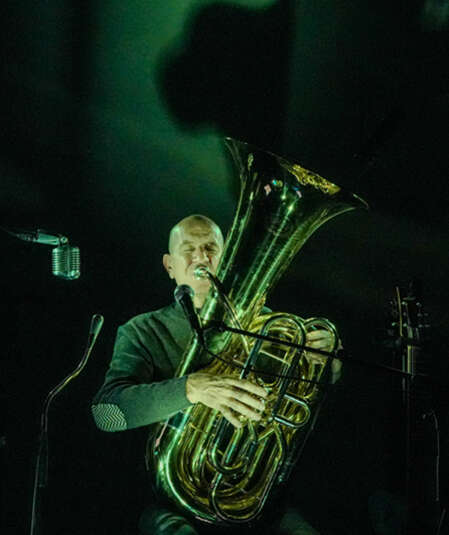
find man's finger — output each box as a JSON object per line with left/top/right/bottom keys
{"left": 229, "top": 391, "right": 265, "bottom": 411}
{"left": 306, "top": 330, "right": 330, "bottom": 341}
{"left": 220, "top": 406, "right": 243, "bottom": 428}
{"left": 304, "top": 352, "right": 327, "bottom": 364}
{"left": 224, "top": 378, "right": 268, "bottom": 398}
{"left": 307, "top": 339, "right": 331, "bottom": 349}
{"left": 227, "top": 398, "right": 263, "bottom": 421}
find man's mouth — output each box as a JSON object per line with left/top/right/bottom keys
{"left": 192, "top": 264, "right": 210, "bottom": 279}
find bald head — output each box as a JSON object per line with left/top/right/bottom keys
{"left": 168, "top": 214, "right": 224, "bottom": 254}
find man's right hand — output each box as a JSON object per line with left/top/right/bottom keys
{"left": 185, "top": 372, "right": 267, "bottom": 428}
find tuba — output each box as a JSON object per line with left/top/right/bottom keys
{"left": 146, "top": 138, "right": 367, "bottom": 525}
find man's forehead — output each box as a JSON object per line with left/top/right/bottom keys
{"left": 170, "top": 221, "right": 222, "bottom": 250}
{"left": 176, "top": 225, "right": 218, "bottom": 241}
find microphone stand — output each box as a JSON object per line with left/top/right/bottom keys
{"left": 194, "top": 271, "right": 420, "bottom": 382}
{"left": 205, "top": 319, "right": 420, "bottom": 381}
{"left": 29, "top": 314, "right": 104, "bottom": 535}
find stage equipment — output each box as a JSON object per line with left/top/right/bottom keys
{"left": 1, "top": 227, "right": 80, "bottom": 280}
{"left": 174, "top": 284, "right": 205, "bottom": 346}
{"left": 384, "top": 283, "right": 444, "bottom": 534}
{"left": 146, "top": 137, "right": 367, "bottom": 525}
{"left": 30, "top": 314, "right": 104, "bottom": 535}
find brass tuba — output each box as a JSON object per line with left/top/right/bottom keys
{"left": 146, "top": 138, "right": 367, "bottom": 525}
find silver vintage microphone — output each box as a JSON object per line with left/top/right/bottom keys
{"left": 52, "top": 244, "right": 80, "bottom": 280}
{"left": 2, "top": 227, "right": 81, "bottom": 280}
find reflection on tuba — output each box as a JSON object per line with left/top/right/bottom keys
{"left": 146, "top": 138, "right": 367, "bottom": 525}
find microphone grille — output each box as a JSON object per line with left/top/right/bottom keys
{"left": 52, "top": 245, "right": 81, "bottom": 280}
{"left": 174, "top": 284, "right": 195, "bottom": 303}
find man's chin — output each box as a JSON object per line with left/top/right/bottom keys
{"left": 191, "top": 280, "right": 211, "bottom": 295}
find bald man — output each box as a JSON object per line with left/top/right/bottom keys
{"left": 163, "top": 214, "right": 224, "bottom": 308}
{"left": 92, "top": 214, "right": 335, "bottom": 534}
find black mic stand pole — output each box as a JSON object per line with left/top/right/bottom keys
{"left": 30, "top": 314, "right": 104, "bottom": 535}
{"left": 205, "top": 319, "right": 423, "bottom": 381}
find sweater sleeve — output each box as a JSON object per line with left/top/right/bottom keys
{"left": 91, "top": 323, "right": 192, "bottom": 432}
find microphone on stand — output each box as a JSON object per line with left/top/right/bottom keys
{"left": 52, "top": 245, "right": 80, "bottom": 280}
{"left": 174, "top": 285, "right": 205, "bottom": 346}
{"left": 29, "top": 313, "right": 104, "bottom": 535}
{"left": 2, "top": 227, "right": 81, "bottom": 280}
{"left": 87, "top": 313, "right": 105, "bottom": 346}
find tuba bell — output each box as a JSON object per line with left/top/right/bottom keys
{"left": 146, "top": 137, "right": 367, "bottom": 525}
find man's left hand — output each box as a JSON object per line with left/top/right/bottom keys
{"left": 305, "top": 329, "right": 342, "bottom": 376}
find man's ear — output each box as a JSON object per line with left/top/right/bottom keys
{"left": 162, "top": 253, "right": 174, "bottom": 279}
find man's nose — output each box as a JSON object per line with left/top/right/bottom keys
{"left": 192, "top": 247, "right": 208, "bottom": 262}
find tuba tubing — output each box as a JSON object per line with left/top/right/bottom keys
{"left": 146, "top": 138, "right": 367, "bottom": 525}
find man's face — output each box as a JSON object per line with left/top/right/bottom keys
{"left": 163, "top": 221, "right": 223, "bottom": 297}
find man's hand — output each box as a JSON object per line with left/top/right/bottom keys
{"left": 186, "top": 372, "right": 267, "bottom": 428}
{"left": 305, "top": 329, "right": 342, "bottom": 376}
{"left": 305, "top": 329, "right": 334, "bottom": 363}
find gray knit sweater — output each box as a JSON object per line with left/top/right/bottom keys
{"left": 91, "top": 302, "right": 206, "bottom": 432}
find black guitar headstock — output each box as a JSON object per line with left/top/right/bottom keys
{"left": 392, "top": 281, "right": 430, "bottom": 344}
{"left": 387, "top": 280, "right": 431, "bottom": 377}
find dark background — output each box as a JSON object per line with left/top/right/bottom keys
{"left": 1, "top": 1, "right": 448, "bottom": 534}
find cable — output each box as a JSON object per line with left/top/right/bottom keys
{"left": 201, "top": 344, "right": 334, "bottom": 388}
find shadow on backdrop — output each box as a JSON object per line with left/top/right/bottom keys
{"left": 157, "top": 1, "right": 294, "bottom": 154}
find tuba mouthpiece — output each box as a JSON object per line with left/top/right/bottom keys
{"left": 194, "top": 266, "right": 209, "bottom": 280}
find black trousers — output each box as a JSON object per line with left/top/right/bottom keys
{"left": 138, "top": 487, "right": 320, "bottom": 535}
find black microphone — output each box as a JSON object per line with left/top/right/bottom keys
{"left": 174, "top": 285, "right": 204, "bottom": 345}
{"left": 2, "top": 227, "right": 80, "bottom": 280}
{"left": 87, "top": 314, "right": 105, "bottom": 347}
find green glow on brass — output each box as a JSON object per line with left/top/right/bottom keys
{"left": 148, "top": 138, "right": 368, "bottom": 524}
